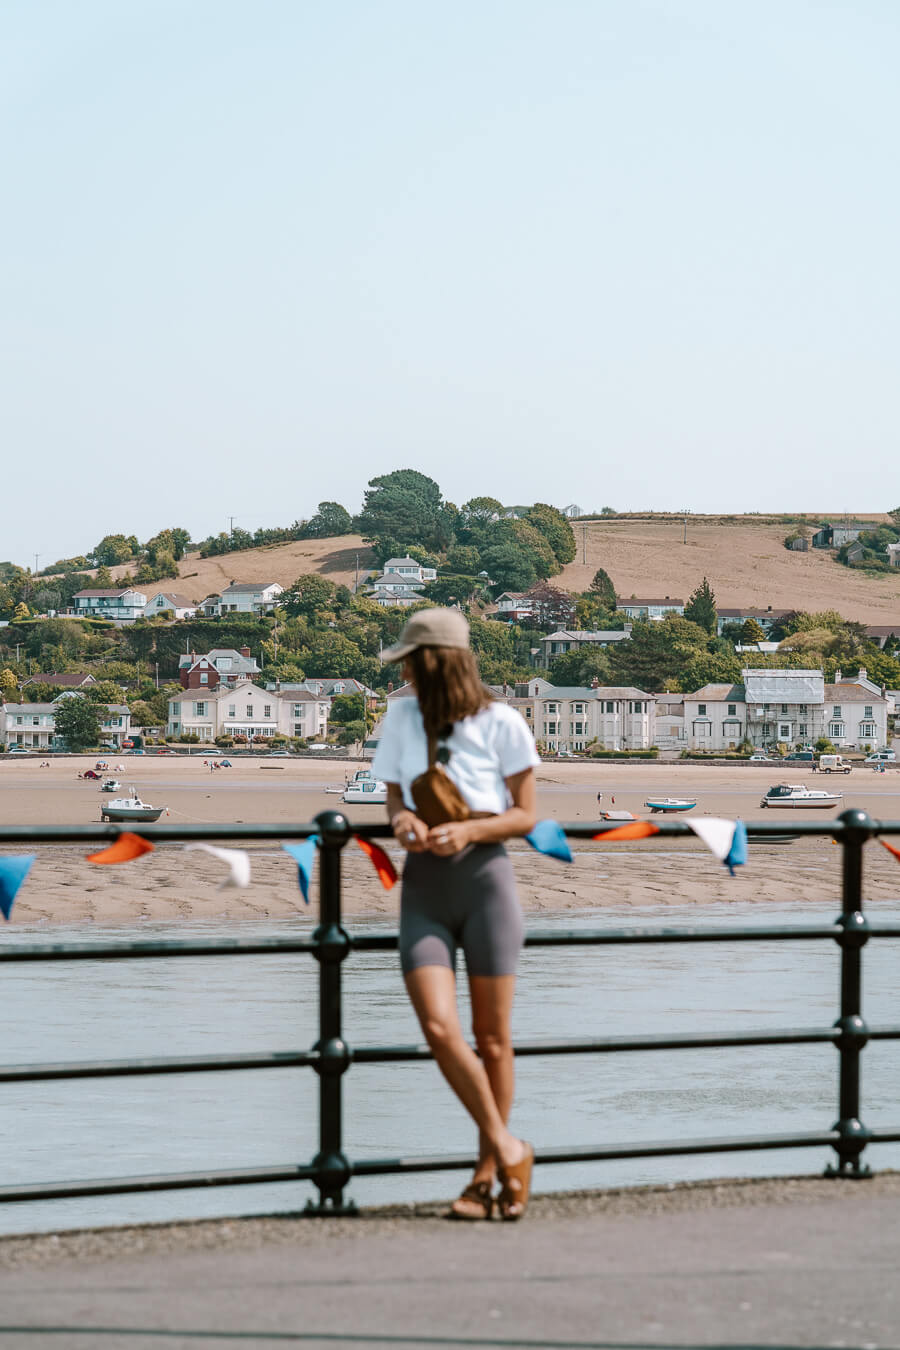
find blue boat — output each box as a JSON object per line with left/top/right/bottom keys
{"left": 644, "top": 797, "right": 697, "bottom": 814}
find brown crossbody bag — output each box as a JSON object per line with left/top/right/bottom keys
{"left": 410, "top": 729, "right": 471, "bottom": 828}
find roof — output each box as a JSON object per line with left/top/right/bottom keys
{"left": 73, "top": 589, "right": 136, "bottom": 599}
{"left": 717, "top": 608, "right": 792, "bottom": 620}
{"left": 219, "top": 581, "right": 282, "bottom": 594}
{"left": 148, "top": 592, "right": 195, "bottom": 607}
{"left": 686, "top": 684, "right": 746, "bottom": 701}
{"left": 592, "top": 687, "right": 657, "bottom": 700}
{"left": 544, "top": 629, "right": 629, "bottom": 641}
{"left": 824, "top": 683, "right": 887, "bottom": 703}
{"left": 743, "top": 669, "right": 824, "bottom": 703}
{"left": 616, "top": 597, "right": 684, "bottom": 607}
{"left": 866, "top": 625, "right": 900, "bottom": 636}
{"left": 383, "top": 556, "right": 421, "bottom": 567}
{"left": 178, "top": 649, "right": 259, "bottom": 669}
{"left": 4, "top": 703, "right": 56, "bottom": 714}
{"left": 541, "top": 685, "right": 655, "bottom": 700}
{"left": 23, "top": 672, "right": 95, "bottom": 686}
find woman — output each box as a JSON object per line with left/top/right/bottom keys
{"left": 372, "top": 607, "right": 540, "bottom": 1220}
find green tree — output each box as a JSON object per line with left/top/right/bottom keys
{"left": 0, "top": 669, "right": 18, "bottom": 699}
{"left": 86, "top": 680, "right": 127, "bottom": 704}
{"left": 128, "top": 700, "right": 156, "bottom": 728}
{"left": 357, "top": 469, "right": 455, "bottom": 555}
{"left": 91, "top": 534, "right": 138, "bottom": 566}
{"left": 281, "top": 574, "right": 339, "bottom": 621}
{"left": 588, "top": 567, "right": 617, "bottom": 610}
{"left": 508, "top": 520, "right": 558, "bottom": 578}
{"left": 330, "top": 693, "right": 365, "bottom": 724}
{"left": 456, "top": 497, "right": 504, "bottom": 543}
{"left": 53, "top": 696, "right": 102, "bottom": 750}
{"left": 678, "top": 650, "right": 742, "bottom": 693}
{"left": 609, "top": 615, "right": 710, "bottom": 691}
{"left": 547, "top": 647, "right": 612, "bottom": 688}
{"left": 12, "top": 602, "right": 30, "bottom": 622}
{"left": 93, "top": 565, "right": 115, "bottom": 588}
{"left": 479, "top": 542, "right": 537, "bottom": 592}
{"left": 683, "top": 578, "right": 718, "bottom": 634}
{"left": 523, "top": 503, "right": 577, "bottom": 564}
{"left": 300, "top": 632, "right": 376, "bottom": 682}
{"left": 739, "top": 617, "right": 766, "bottom": 645}
{"left": 446, "top": 544, "right": 482, "bottom": 573}
{"left": 304, "top": 501, "right": 352, "bottom": 537}
{"left": 335, "top": 719, "right": 366, "bottom": 747}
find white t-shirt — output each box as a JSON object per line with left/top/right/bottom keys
{"left": 372, "top": 697, "right": 541, "bottom": 814}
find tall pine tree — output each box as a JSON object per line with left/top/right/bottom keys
{"left": 684, "top": 577, "right": 717, "bottom": 634}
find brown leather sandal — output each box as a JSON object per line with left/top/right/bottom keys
{"left": 447, "top": 1179, "right": 494, "bottom": 1221}
{"left": 497, "top": 1143, "right": 534, "bottom": 1221}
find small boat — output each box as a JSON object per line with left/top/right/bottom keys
{"left": 760, "top": 783, "right": 842, "bottom": 809}
{"left": 324, "top": 785, "right": 345, "bottom": 794}
{"left": 342, "top": 775, "right": 388, "bottom": 805}
{"left": 100, "top": 778, "right": 122, "bottom": 793}
{"left": 101, "top": 791, "right": 166, "bottom": 823}
{"left": 644, "top": 798, "right": 697, "bottom": 814}
{"left": 600, "top": 810, "right": 636, "bottom": 822}
{"left": 95, "top": 761, "right": 109, "bottom": 771}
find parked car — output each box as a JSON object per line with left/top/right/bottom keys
{"left": 748, "top": 753, "right": 773, "bottom": 763}
{"left": 865, "top": 750, "right": 897, "bottom": 763}
{"left": 783, "top": 751, "right": 815, "bottom": 763}
{"left": 265, "top": 749, "right": 291, "bottom": 757}
{"left": 6, "top": 747, "right": 33, "bottom": 755}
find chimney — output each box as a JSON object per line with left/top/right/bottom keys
{"left": 240, "top": 647, "right": 251, "bottom": 658}
{"left": 835, "top": 669, "right": 842, "bottom": 683}
{"left": 590, "top": 677, "right": 600, "bottom": 688}
{"left": 859, "top": 667, "right": 867, "bottom": 683}
{"left": 387, "top": 681, "right": 393, "bottom": 693}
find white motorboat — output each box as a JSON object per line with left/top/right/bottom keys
{"left": 342, "top": 775, "right": 388, "bottom": 805}
{"left": 644, "top": 798, "right": 697, "bottom": 814}
{"left": 759, "top": 783, "right": 842, "bottom": 809}
{"left": 100, "top": 778, "right": 122, "bottom": 793}
{"left": 101, "top": 791, "right": 166, "bottom": 823}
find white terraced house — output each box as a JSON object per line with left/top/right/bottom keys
{"left": 70, "top": 588, "right": 148, "bottom": 621}
{"left": 367, "top": 556, "right": 437, "bottom": 607}
{"left": 2, "top": 699, "right": 132, "bottom": 749}
{"left": 500, "top": 678, "right": 656, "bottom": 752}
{"left": 616, "top": 597, "right": 684, "bottom": 620}
{"left": 167, "top": 682, "right": 331, "bottom": 743}
{"left": 201, "top": 582, "right": 284, "bottom": 616}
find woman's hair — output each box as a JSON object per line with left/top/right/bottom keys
{"left": 406, "top": 645, "right": 492, "bottom": 740}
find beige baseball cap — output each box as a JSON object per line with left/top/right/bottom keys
{"left": 381, "top": 607, "right": 471, "bottom": 662}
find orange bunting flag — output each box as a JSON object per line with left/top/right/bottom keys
{"left": 355, "top": 836, "right": 398, "bottom": 889}
{"left": 87, "top": 833, "right": 155, "bottom": 865}
{"left": 592, "top": 821, "right": 661, "bottom": 842}
{"left": 879, "top": 839, "right": 900, "bottom": 864}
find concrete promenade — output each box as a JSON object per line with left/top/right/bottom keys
{"left": 0, "top": 1174, "right": 898, "bottom": 1349}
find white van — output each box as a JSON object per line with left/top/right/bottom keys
{"left": 817, "top": 754, "right": 851, "bottom": 774}
{"left": 865, "top": 749, "right": 896, "bottom": 764}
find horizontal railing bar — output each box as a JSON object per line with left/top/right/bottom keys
{"left": 5, "top": 923, "right": 900, "bottom": 965}
{"left": 0, "top": 1050, "right": 319, "bottom": 1082}
{"left": 9, "top": 1126, "right": 900, "bottom": 1204}
{"left": 4, "top": 818, "right": 900, "bottom": 845}
{"left": 0, "top": 937, "right": 318, "bottom": 962}
{"left": 11, "top": 1024, "right": 899, "bottom": 1085}
{"left": 0, "top": 1163, "right": 318, "bottom": 1204}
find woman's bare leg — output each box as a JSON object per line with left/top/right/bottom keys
{"left": 404, "top": 966, "right": 526, "bottom": 1174}
{"left": 469, "top": 974, "right": 517, "bottom": 1186}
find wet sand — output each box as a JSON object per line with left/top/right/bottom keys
{"left": 1, "top": 755, "right": 899, "bottom": 923}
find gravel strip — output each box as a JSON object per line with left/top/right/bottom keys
{"left": 1, "top": 1171, "right": 897, "bottom": 1269}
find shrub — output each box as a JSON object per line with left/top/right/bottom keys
{"left": 178, "top": 733, "right": 200, "bottom": 743}
{"left": 215, "top": 735, "right": 235, "bottom": 747}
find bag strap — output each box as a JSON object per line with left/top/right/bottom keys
{"left": 426, "top": 728, "right": 438, "bottom": 769}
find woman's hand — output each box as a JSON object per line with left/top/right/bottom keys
{"left": 391, "top": 809, "right": 430, "bottom": 853}
{"left": 426, "top": 821, "right": 473, "bottom": 855}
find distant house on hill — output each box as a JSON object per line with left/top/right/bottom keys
{"left": 70, "top": 588, "right": 147, "bottom": 622}
{"left": 22, "top": 672, "right": 96, "bottom": 689}
{"left": 178, "top": 648, "right": 260, "bottom": 689}
{"left": 143, "top": 591, "right": 198, "bottom": 620}
{"left": 716, "top": 607, "right": 792, "bottom": 636}
{"left": 812, "top": 523, "right": 867, "bottom": 549}
{"left": 201, "top": 582, "right": 283, "bottom": 616}
{"left": 367, "top": 556, "right": 436, "bottom": 608}
{"left": 617, "top": 597, "right": 684, "bottom": 620}
{"left": 538, "top": 627, "right": 633, "bottom": 667}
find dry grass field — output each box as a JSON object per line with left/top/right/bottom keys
{"left": 97, "top": 515, "right": 900, "bottom": 624}
{"left": 559, "top": 516, "right": 900, "bottom": 624}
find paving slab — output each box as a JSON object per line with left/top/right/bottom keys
{"left": 0, "top": 1175, "right": 898, "bottom": 1349}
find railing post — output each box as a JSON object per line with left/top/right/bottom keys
{"left": 827, "top": 808, "right": 872, "bottom": 1178}
{"left": 307, "top": 810, "right": 356, "bottom": 1214}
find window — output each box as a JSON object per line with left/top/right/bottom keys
{"left": 799, "top": 705, "right": 808, "bottom": 715}
{"left": 246, "top": 706, "right": 253, "bottom": 717}
{"left": 779, "top": 724, "right": 791, "bottom": 740}
{"left": 573, "top": 703, "right": 585, "bottom": 714}
{"left": 781, "top": 704, "right": 789, "bottom": 715}
{"left": 228, "top": 705, "right": 236, "bottom": 718}
{"left": 832, "top": 706, "right": 842, "bottom": 718}
{"left": 605, "top": 701, "right": 615, "bottom": 713}
{"left": 698, "top": 704, "right": 706, "bottom": 716}
{"left": 15, "top": 717, "right": 22, "bottom": 725}
{"left": 864, "top": 705, "right": 873, "bottom": 718}
{"left": 829, "top": 721, "right": 845, "bottom": 738}
{"left": 32, "top": 716, "right": 39, "bottom": 725}
{"left": 194, "top": 702, "right": 206, "bottom": 716}
{"left": 544, "top": 722, "right": 558, "bottom": 736}
{"left": 860, "top": 722, "right": 875, "bottom": 738}
{"left": 799, "top": 724, "right": 808, "bottom": 737}
{"left": 570, "top": 721, "right": 584, "bottom": 736}
{"left": 547, "top": 703, "right": 559, "bottom": 714}
{"left": 291, "top": 704, "right": 302, "bottom": 717}
{"left": 728, "top": 704, "right": 736, "bottom": 716}
{"left": 263, "top": 705, "right": 272, "bottom": 718}
{"left": 199, "top": 673, "right": 208, "bottom": 684}
{"left": 632, "top": 701, "right": 644, "bottom": 713}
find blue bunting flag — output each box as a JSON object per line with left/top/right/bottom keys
{"left": 0, "top": 855, "right": 36, "bottom": 920}
{"left": 282, "top": 837, "right": 320, "bottom": 903}
{"left": 525, "top": 819, "right": 573, "bottom": 863}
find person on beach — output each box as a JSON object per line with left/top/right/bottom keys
{"left": 372, "top": 608, "right": 540, "bottom": 1221}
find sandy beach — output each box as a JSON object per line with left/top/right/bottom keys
{"left": 2, "top": 755, "right": 899, "bottom": 923}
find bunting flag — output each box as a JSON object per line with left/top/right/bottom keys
{"left": 184, "top": 843, "right": 251, "bottom": 889}
{"left": 687, "top": 818, "right": 748, "bottom": 875}
{"left": 87, "top": 834, "right": 155, "bottom": 865}
{"left": 593, "top": 821, "right": 661, "bottom": 842}
{"left": 283, "top": 838, "right": 319, "bottom": 903}
{"left": 0, "top": 855, "right": 35, "bottom": 920}
{"left": 879, "top": 838, "right": 900, "bottom": 864}
{"left": 525, "top": 819, "right": 573, "bottom": 863}
{"left": 355, "top": 837, "right": 398, "bottom": 889}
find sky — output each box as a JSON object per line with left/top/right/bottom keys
{"left": 3, "top": 0, "right": 899, "bottom": 565}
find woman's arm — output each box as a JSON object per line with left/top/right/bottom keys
{"left": 385, "top": 783, "right": 430, "bottom": 852}
{"left": 426, "top": 768, "right": 537, "bottom": 855}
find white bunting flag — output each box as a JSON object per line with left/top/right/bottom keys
{"left": 184, "top": 843, "right": 251, "bottom": 889}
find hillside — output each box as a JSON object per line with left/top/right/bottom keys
{"left": 108, "top": 535, "right": 377, "bottom": 603}
{"left": 92, "top": 515, "right": 900, "bottom": 625}
{"left": 559, "top": 517, "right": 900, "bottom": 624}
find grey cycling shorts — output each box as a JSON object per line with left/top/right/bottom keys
{"left": 399, "top": 843, "right": 525, "bottom": 977}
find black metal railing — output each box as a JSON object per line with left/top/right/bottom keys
{"left": 1, "top": 808, "right": 899, "bottom": 1214}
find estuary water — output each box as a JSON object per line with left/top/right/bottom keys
{"left": 1, "top": 900, "right": 899, "bottom": 1235}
